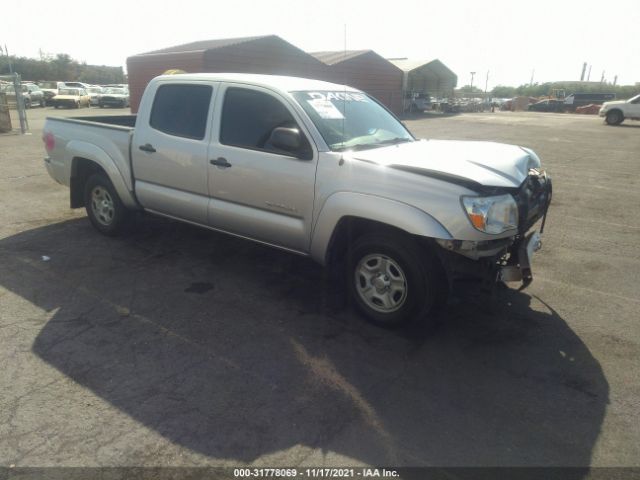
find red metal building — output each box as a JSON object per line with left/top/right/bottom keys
{"left": 126, "top": 35, "right": 330, "bottom": 112}
{"left": 309, "top": 50, "right": 404, "bottom": 114}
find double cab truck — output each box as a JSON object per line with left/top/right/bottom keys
{"left": 42, "top": 73, "right": 552, "bottom": 327}
{"left": 599, "top": 94, "right": 640, "bottom": 125}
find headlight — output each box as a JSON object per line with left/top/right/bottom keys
{"left": 461, "top": 194, "right": 518, "bottom": 234}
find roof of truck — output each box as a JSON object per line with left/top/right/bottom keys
{"left": 152, "top": 73, "right": 359, "bottom": 94}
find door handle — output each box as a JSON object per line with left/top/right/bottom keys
{"left": 138, "top": 143, "right": 156, "bottom": 153}
{"left": 210, "top": 157, "right": 231, "bottom": 168}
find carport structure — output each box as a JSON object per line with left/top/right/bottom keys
{"left": 388, "top": 58, "right": 457, "bottom": 107}
{"left": 126, "top": 35, "right": 330, "bottom": 112}
{"left": 309, "top": 50, "right": 404, "bottom": 115}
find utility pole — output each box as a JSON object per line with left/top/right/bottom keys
{"left": 613, "top": 75, "right": 617, "bottom": 87}
{"left": 600, "top": 70, "right": 605, "bottom": 84}
{"left": 580, "top": 62, "right": 587, "bottom": 81}
{"left": 587, "top": 65, "right": 592, "bottom": 81}
{"left": 530, "top": 69, "right": 535, "bottom": 87}
{"left": 469, "top": 71, "right": 476, "bottom": 98}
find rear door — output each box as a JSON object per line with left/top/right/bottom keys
{"left": 207, "top": 84, "right": 317, "bottom": 253}
{"left": 131, "top": 81, "right": 217, "bottom": 224}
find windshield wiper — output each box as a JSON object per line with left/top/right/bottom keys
{"left": 332, "top": 143, "right": 382, "bottom": 152}
{"left": 374, "top": 137, "right": 413, "bottom": 146}
{"left": 333, "top": 138, "right": 413, "bottom": 152}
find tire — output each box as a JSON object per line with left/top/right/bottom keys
{"left": 99, "top": 103, "right": 104, "bottom": 108}
{"left": 83, "top": 173, "right": 130, "bottom": 236}
{"left": 605, "top": 110, "right": 623, "bottom": 126}
{"left": 75, "top": 101, "right": 80, "bottom": 109}
{"left": 54, "top": 105, "right": 59, "bottom": 109}
{"left": 24, "top": 98, "right": 31, "bottom": 109}
{"left": 346, "top": 232, "right": 446, "bottom": 328}
{"left": 39, "top": 98, "right": 45, "bottom": 108}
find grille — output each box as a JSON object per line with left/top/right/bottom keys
{"left": 514, "top": 170, "right": 552, "bottom": 233}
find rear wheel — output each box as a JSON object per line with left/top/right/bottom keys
{"left": 83, "top": 173, "right": 130, "bottom": 236}
{"left": 24, "top": 98, "right": 31, "bottom": 109}
{"left": 605, "top": 110, "right": 623, "bottom": 126}
{"left": 347, "top": 232, "right": 446, "bottom": 328}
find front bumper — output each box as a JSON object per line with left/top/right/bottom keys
{"left": 436, "top": 169, "right": 552, "bottom": 290}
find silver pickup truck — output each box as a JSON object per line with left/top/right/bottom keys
{"left": 43, "top": 73, "right": 552, "bottom": 327}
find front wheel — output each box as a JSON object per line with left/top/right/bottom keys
{"left": 83, "top": 173, "right": 130, "bottom": 236}
{"left": 347, "top": 232, "right": 446, "bottom": 328}
{"left": 605, "top": 110, "right": 623, "bottom": 126}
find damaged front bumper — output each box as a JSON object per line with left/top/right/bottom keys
{"left": 436, "top": 169, "right": 552, "bottom": 290}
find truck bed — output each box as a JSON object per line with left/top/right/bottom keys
{"left": 43, "top": 115, "right": 137, "bottom": 201}
{"left": 46, "top": 115, "right": 137, "bottom": 130}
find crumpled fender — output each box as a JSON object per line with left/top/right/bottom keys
{"left": 310, "top": 192, "right": 452, "bottom": 265}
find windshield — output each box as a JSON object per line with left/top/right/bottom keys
{"left": 629, "top": 94, "right": 640, "bottom": 104}
{"left": 40, "top": 81, "right": 59, "bottom": 89}
{"left": 59, "top": 88, "right": 80, "bottom": 95}
{"left": 103, "top": 88, "right": 126, "bottom": 94}
{"left": 292, "top": 91, "right": 413, "bottom": 151}
{"left": 87, "top": 87, "right": 102, "bottom": 93}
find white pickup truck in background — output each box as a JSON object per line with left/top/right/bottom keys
{"left": 599, "top": 94, "right": 640, "bottom": 125}
{"left": 42, "top": 73, "right": 551, "bottom": 328}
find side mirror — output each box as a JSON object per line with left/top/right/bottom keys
{"left": 269, "top": 127, "right": 301, "bottom": 152}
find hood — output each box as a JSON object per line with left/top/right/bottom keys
{"left": 602, "top": 100, "right": 625, "bottom": 107}
{"left": 350, "top": 139, "right": 540, "bottom": 190}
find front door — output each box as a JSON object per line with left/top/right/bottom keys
{"left": 207, "top": 84, "right": 317, "bottom": 253}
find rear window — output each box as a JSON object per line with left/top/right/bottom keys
{"left": 150, "top": 84, "right": 212, "bottom": 140}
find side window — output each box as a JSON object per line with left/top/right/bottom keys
{"left": 150, "top": 84, "right": 213, "bottom": 140}
{"left": 220, "top": 87, "right": 306, "bottom": 155}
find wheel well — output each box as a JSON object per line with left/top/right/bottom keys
{"left": 70, "top": 158, "right": 106, "bottom": 208}
{"left": 325, "top": 216, "right": 450, "bottom": 299}
{"left": 325, "top": 216, "right": 434, "bottom": 267}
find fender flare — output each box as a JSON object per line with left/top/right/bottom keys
{"left": 310, "top": 192, "right": 452, "bottom": 265}
{"left": 66, "top": 140, "right": 137, "bottom": 208}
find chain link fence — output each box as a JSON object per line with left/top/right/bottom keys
{"left": 0, "top": 73, "right": 29, "bottom": 134}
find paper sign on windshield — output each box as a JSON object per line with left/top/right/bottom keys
{"left": 305, "top": 91, "right": 369, "bottom": 119}
{"left": 307, "top": 99, "right": 345, "bottom": 119}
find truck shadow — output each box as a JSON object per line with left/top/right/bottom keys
{"left": 1, "top": 216, "right": 608, "bottom": 471}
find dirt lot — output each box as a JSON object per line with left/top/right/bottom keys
{"left": 1, "top": 107, "right": 639, "bottom": 469}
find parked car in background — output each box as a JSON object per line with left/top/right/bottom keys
{"left": 99, "top": 87, "right": 130, "bottom": 108}
{"left": 528, "top": 99, "right": 565, "bottom": 112}
{"left": 50, "top": 87, "right": 91, "bottom": 109}
{"left": 38, "top": 81, "right": 66, "bottom": 105}
{"left": 0, "top": 83, "right": 45, "bottom": 108}
{"left": 87, "top": 86, "right": 104, "bottom": 106}
{"left": 403, "top": 92, "right": 431, "bottom": 112}
{"left": 102, "top": 84, "right": 129, "bottom": 91}
{"left": 23, "top": 83, "right": 46, "bottom": 108}
{"left": 64, "top": 81, "right": 92, "bottom": 90}
{"left": 599, "top": 93, "right": 640, "bottom": 125}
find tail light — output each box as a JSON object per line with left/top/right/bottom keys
{"left": 43, "top": 132, "right": 55, "bottom": 152}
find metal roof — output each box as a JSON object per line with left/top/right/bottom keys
{"left": 309, "top": 50, "right": 372, "bottom": 65}
{"left": 139, "top": 35, "right": 274, "bottom": 55}
{"left": 388, "top": 58, "right": 457, "bottom": 80}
